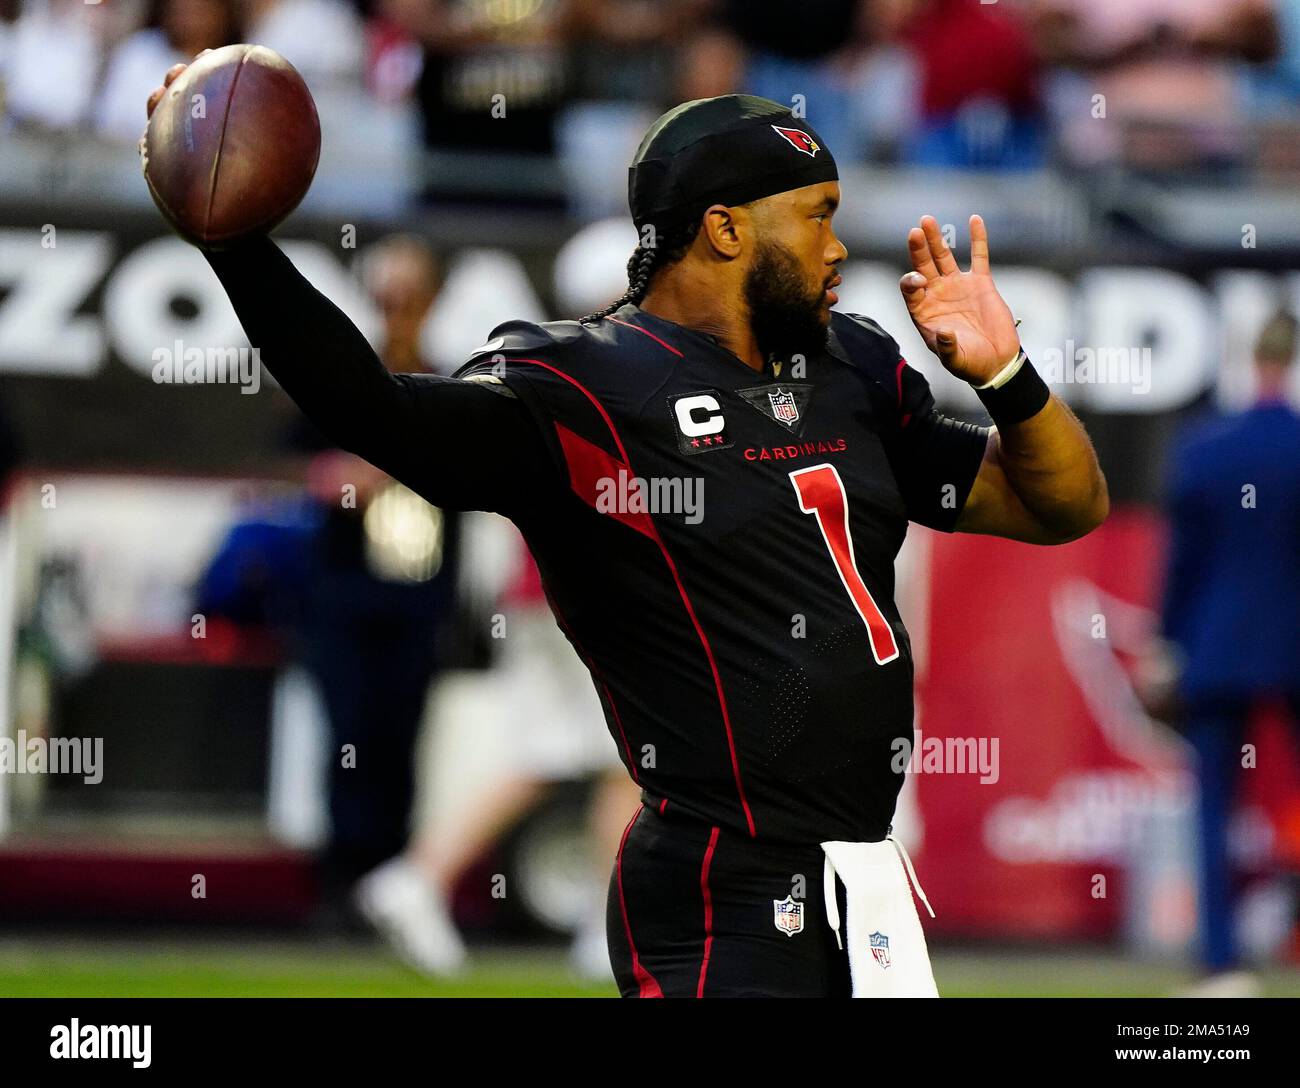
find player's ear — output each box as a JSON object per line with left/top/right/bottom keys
{"left": 701, "top": 205, "right": 744, "bottom": 260}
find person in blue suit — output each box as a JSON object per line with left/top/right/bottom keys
{"left": 1161, "top": 309, "right": 1300, "bottom": 991}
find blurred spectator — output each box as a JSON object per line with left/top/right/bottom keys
{"left": 243, "top": 0, "right": 365, "bottom": 83}
{"left": 356, "top": 233, "right": 441, "bottom": 374}
{"left": 561, "top": 0, "right": 681, "bottom": 105}
{"left": 686, "top": 0, "right": 875, "bottom": 161}
{"left": 556, "top": 0, "right": 682, "bottom": 220}
{"left": 1252, "top": 0, "right": 1300, "bottom": 102}
{"left": 674, "top": 22, "right": 742, "bottom": 101}
{"left": 95, "top": 0, "right": 242, "bottom": 142}
{"left": 884, "top": 0, "right": 1046, "bottom": 169}
{"left": 300, "top": 454, "right": 458, "bottom": 900}
{"left": 348, "top": 0, "right": 419, "bottom": 103}
{"left": 382, "top": 0, "right": 572, "bottom": 206}
{"left": 676, "top": 0, "right": 1045, "bottom": 169}
{"left": 196, "top": 455, "right": 459, "bottom": 904}
{"left": 1025, "top": 0, "right": 1278, "bottom": 170}
{"left": 3, "top": 0, "right": 138, "bottom": 131}
{"left": 1159, "top": 309, "right": 1300, "bottom": 993}
{"left": 1242, "top": 0, "right": 1300, "bottom": 175}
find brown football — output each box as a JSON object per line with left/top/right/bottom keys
{"left": 142, "top": 44, "right": 320, "bottom": 247}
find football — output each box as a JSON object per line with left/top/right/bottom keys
{"left": 141, "top": 44, "right": 320, "bottom": 247}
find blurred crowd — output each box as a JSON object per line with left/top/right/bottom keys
{"left": 4, "top": 0, "right": 1300, "bottom": 196}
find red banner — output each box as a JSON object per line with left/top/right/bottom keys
{"left": 915, "top": 508, "right": 1185, "bottom": 938}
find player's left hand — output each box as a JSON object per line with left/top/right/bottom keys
{"left": 899, "top": 215, "right": 1021, "bottom": 384}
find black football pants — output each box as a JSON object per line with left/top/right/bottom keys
{"left": 607, "top": 801, "right": 852, "bottom": 997}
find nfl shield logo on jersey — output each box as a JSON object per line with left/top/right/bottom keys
{"left": 869, "top": 931, "right": 891, "bottom": 968}
{"left": 773, "top": 895, "right": 804, "bottom": 936}
{"left": 736, "top": 383, "right": 812, "bottom": 436}
{"left": 768, "top": 388, "right": 800, "bottom": 427}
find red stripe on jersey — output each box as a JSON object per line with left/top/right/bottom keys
{"left": 554, "top": 422, "right": 655, "bottom": 540}
{"left": 512, "top": 357, "right": 757, "bottom": 838}
{"left": 607, "top": 316, "right": 685, "bottom": 357}
{"left": 696, "top": 826, "right": 720, "bottom": 998}
{"left": 895, "top": 359, "right": 912, "bottom": 428}
{"left": 617, "top": 805, "right": 663, "bottom": 997}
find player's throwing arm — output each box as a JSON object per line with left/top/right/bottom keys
{"left": 139, "top": 51, "right": 563, "bottom": 519}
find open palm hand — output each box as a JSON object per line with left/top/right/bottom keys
{"left": 899, "top": 215, "right": 1021, "bottom": 385}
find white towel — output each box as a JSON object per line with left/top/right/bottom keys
{"left": 820, "top": 836, "right": 939, "bottom": 997}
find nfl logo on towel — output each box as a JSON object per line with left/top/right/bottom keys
{"left": 869, "top": 931, "right": 891, "bottom": 968}
{"left": 773, "top": 895, "right": 804, "bottom": 936}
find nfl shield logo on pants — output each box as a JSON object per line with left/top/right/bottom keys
{"left": 869, "top": 931, "right": 891, "bottom": 968}
{"left": 773, "top": 895, "right": 804, "bottom": 936}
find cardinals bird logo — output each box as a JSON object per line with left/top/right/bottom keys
{"left": 771, "top": 125, "right": 820, "bottom": 157}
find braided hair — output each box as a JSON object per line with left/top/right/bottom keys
{"left": 579, "top": 219, "right": 702, "bottom": 325}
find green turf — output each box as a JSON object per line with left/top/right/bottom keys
{"left": 0, "top": 939, "right": 615, "bottom": 998}
{"left": 2, "top": 937, "right": 1299, "bottom": 997}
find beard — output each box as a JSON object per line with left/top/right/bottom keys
{"left": 743, "top": 239, "right": 831, "bottom": 365}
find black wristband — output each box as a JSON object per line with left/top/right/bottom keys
{"left": 974, "top": 355, "right": 1050, "bottom": 426}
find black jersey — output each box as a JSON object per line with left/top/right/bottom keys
{"left": 452, "top": 304, "right": 988, "bottom": 843}
{"left": 205, "top": 240, "right": 988, "bottom": 847}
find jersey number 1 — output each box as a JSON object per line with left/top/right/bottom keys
{"left": 789, "top": 463, "right": 900, "bottom": 665}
